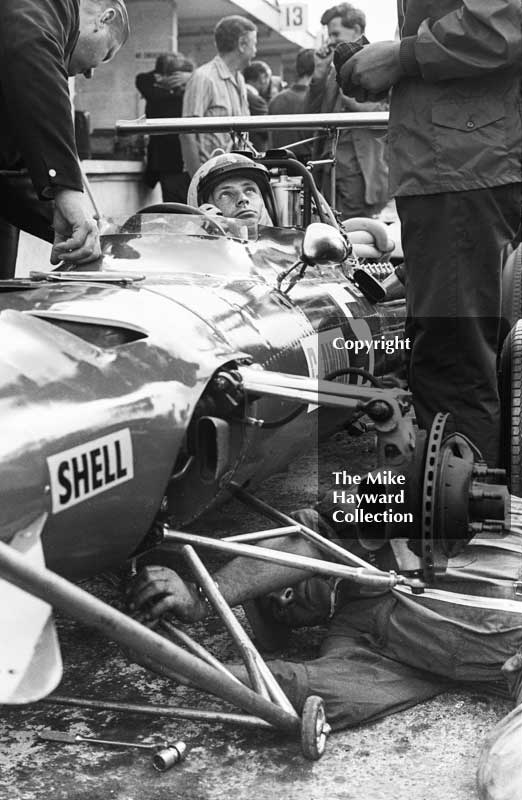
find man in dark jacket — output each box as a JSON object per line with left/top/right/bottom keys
{"left": 336, "top": 0, "right": 522, "bottom": 466}
{"left": 0, "top": 0, "right": 129, "bottom": 277}
{"left": 136, "top": 53, "right": 193, "bottom": 203}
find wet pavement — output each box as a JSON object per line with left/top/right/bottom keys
{"left": 0, "top": 434, "right": 512, "bottom": 800}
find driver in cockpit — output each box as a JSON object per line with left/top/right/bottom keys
{"left": 187, "top": 152, "right": 395, "bottom": 259}
{"left": 187, "top": 152, "right": 276, "bottom": 227}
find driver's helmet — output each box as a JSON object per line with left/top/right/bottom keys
{"left": 187, "top": 152, "right": 277, "bottom": 224}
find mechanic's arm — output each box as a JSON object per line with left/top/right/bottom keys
{"left": 0, "top": 0, "right": 100, "bottom": 263}
{"left": 404, "top": 0, "right": 522, "bottom": 81}
{"left": 340, "top": 0, "right": 522, "bottom": 93}
{"left": 130, "top": 535, "right": 324, "bottom": 624}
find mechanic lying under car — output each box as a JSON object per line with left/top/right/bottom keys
{"left": 129, "top": 499, "right": 522, "bottom": 799}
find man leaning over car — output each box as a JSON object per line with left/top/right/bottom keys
{"left": 0, "top": 0, "right": 129, "bottom": 277}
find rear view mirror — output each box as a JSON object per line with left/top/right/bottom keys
{"left": 302, "top": 223, "right": 349, "bottom": 266}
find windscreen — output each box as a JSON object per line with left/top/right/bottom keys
{"left": 101, "top": 213, "right": 257, "bottom": 241}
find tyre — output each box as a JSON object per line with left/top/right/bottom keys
{"left": 499, "top": 320, "right": 522, "bottom": 494}
{"left": 300, "top": 695, "right": 330, "bottom": 760}
{"left": 501, "top": 243, "right": 522, "bottom": 341}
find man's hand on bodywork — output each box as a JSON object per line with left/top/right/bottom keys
{"left": 51, "top": 189, "right": 101, "bottom": 265}
{"left": 339, "top": 41, "right": 402, "bottom": 96}
{"left": 129, "top": 565, "right": 208, "bottom": 623}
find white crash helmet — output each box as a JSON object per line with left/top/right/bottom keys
{"left": 187, "top": 152, "right": 277, "bottom": 224}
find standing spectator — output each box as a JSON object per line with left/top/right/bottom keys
{"left": 306, "top": 3, "right": 389, "bottom": 219}
{"left": 244, "top": 61, "right": 271, "bottom": 115}
{"left": 269, "top": 49, "right": 315, "bottom": 161}
{"left": 260, "top": 73, "right": 285, "bottom": 104}
{"left": 0, "top": 0, "right": 129, "bottom": 277}
{"left": 336, "top": 0, "right": 522, "bottom": 466}
{"left": 243, "top": 61, "right": 271, "bottom": 152}
{"left": 180, "top": 16, "right": 256, "bottom": 177}
{"left": 136, "top": 53, "right": 193, "bottom": 203}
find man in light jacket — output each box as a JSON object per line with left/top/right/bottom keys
{"left": 181, "top": 16, "right": 256, "bottom": 177}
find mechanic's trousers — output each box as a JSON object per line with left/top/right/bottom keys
{"left": 266, "top": 587, "right": 522, "bottom": 731}
{"left": 262, "top": 501, "right": 522, "bottom": 731}
{"left": 396, "top": 184, "right": 522, "bottom": 466}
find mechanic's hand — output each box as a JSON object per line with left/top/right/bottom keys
{"left": 128, "top": 565, "right": 208, "bottom": 623}
{"left": 343, "top": 217, "right": 395, "bottom": 259}
{"left": 339, "top": 41, "right": 402, "bottom": 96}
{"left": 51, "top": 188, "right": 101, "bottom": 265}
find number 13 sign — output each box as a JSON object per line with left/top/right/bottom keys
{"left": 279, "top": 3, "right": 309, "bottom": 31}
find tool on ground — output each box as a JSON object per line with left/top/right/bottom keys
{"left": 38, "top": 729, "right": 187, "bottom": 772}
{"left": 38, "top": 728, "right": 169, "bottom": 750}
{"left": 38, "top": 728, "right": 187, "bottom": 770}
{"left": 152, "top": 741, "right": 187, "bottom": 772}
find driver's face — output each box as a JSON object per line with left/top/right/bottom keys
{"left": 211, "top": 177, "right": 265, "bottom": 222}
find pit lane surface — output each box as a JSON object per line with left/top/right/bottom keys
{"left": 0, "top": 432, "right": 510, "bottom": 800}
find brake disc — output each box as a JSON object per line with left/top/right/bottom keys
{"left": 420, "top": 413, "right": 451, "bottom": 582}
{"left": 418, "top": 414, "right": 508, "bottom": 582}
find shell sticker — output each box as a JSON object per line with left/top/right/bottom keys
{"left": 47, "top": 429, "right": 134, "bottom": 514}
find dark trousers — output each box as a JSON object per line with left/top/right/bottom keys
{"left": 0, "top": 171, "right": 53, "bottom": 278}
{"left": 396, "top": 184, "right": 522, "bottom": 466}
{"left": 235, "top": 505, "right": 522, "bottom": 730}
{"left": 266, "top": 583, "right": 522, "bottom": 730}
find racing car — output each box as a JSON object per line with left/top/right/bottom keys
{"left": 0, "top": 139, "right": 406, "bottom": 581}
{"left": 0, "top": 114, "right": 518, "bottom": 761}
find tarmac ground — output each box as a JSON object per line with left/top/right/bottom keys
{"left": 0, "top": 431, "right": 512, "bottom": 800}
